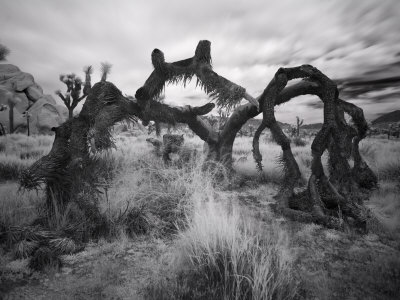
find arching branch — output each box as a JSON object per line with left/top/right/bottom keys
{"left": 136, "top": 40, "right": 259, "bottom": 110}
{"left": 252, "top": 65, "right": 376, "bottom": 229}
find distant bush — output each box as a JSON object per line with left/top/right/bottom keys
{"left": 292, "top": 136, "right": 307, "bottom": 147}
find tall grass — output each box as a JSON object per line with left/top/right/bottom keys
{"left": 99, "top": 136, "right": 298, "bottom": 299}
{"left": 147, "top": 201, "right": 297, "bottom": 300}
{"left": 359, "top": 139, "right": 400, "bottom": 182}
{"left": 0, "top": 134, "right": 53, "bottom": 181}
{"left": 0, "top": 182, "right": 43, "bottom": 228}
{"left": 367, "top": 181, "right": 400, "bottom": 235}
{"left": 104, "top": 137, "right": 216, "bottom": 236}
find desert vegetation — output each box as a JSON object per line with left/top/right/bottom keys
{"left": 1, "top": 41, "right": 400, "bottom": 299}
{"left": 1, "top": 132, "right": 400, "bottom": 299}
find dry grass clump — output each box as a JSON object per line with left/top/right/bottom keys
{"left": 367, "top": 182, "right": 400, "bottom": 234}
{"left": 0, "top": 134, "right": 53, "bottom": 181}
{"left": 13, "top": 239, "right": 39, "bottom": 259}
{"left": 102, "top": 136, "right": 215, "bottom": 237}
{"left": 359, "top": 139, "right": 400, "bottom": 181}
{"left": 0, "top": 182, "right": 43, "bottom": 228}
{"left": 146, "top": 201, "right": 297, "bottom": 300}
{"left": 28, "top": 246, "right": 63, "bottom": 271}
{"left": 0, "top": 154, "right": 36, "bottom": 180}
{"left": 232, "top": 136, "right": 314, "bottom": 185}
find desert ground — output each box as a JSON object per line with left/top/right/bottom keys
{"left": 0, "top": 129, "right": 399, "bottom": 300}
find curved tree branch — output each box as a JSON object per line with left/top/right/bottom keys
{"left": 136, "top": 40, "right": 259, "bottom": 110}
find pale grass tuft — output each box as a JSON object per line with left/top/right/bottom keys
{"left": 148, "top": 201, "right": 297, "bottom": 300}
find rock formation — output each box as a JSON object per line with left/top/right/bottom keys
{"left": 0, "top": 64, "right": 67, "bottom": 134}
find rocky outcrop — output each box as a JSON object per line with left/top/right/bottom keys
{"left": 0, "top": 64, "right": 68, "bottom": 134}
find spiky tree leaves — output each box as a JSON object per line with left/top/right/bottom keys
{"left": 100, "top": 62, "right": 112, "bottom": 82}
{"left": 136, "top": 40, "right": 258, "bottom": 111}
{"left": 83, "top": 65, "right": 93, "bottom": 95}
{"left": 56, "top": 66, "right": 93, "bottom": 119}
{"left": 135, "top": 40, "right": 261, "bottom": 167}
{"left": 20, "top": 81, "right": 213, "bottom": 195}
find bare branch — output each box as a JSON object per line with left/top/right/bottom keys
{"left": 137, "top": 40, "right": 257, "bottom": 110}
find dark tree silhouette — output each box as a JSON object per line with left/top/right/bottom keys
{"left": 0, "top": 43, "right": 10, "bottom": 61}
{"left": 55, "top": 66, "right": 93, "bottom": 119}
{"left": 296, "top": 116, "right": 304, "bottom": 136}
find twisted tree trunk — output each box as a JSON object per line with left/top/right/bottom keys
{"left": 20, "top": 41, "right": 378, "bottom": 231}
{"left": 252, "top": 65, "right": 377, "bottom": 229}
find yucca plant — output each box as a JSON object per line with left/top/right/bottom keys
{"left": 55, "top": 65, "right": 93, "bottom": 119}
{"left": 49, "top": 237, "right": 80, "bottom": 255}
{"left": 13, "top": 239, "right": 39, "bottom": 259}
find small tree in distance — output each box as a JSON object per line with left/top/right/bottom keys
{"left": 55, "top": 66, "right": 93, "bottom": 119}
{"left": 0, "top": 43, "right": 10, "bottom": 61}
{"left": 296, "top": 116, "right": 304, "bottom": 136}
{"left": 100, "top": 62, "right": 112, "bottom": 82}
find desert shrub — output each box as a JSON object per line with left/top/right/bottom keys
{"left": 146, "top": 202, "right": 297, "bottom": 300}
{"left": 369, "top": 182, "right": 400, "bottom": 234}
{"left": 13, "top": 240, "right": 39, "bottom": 259}
{"left": 291, "top": 136, "right": 306, "bottom": 147}
{"left": 105, "top": 139, "right": 217, "bottom": 237}
{"left": 379, "top": 158, "right": 400, "bottom": 184}
{"left": 48, "top": 237, "right": 80, "bottom": 255}
{"left": 124, "top": 205, "right": 152, "bottom": 236}
{"left": 0, "top": 134, "right": 53, "bottom": 181}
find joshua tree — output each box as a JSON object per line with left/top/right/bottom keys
{"left": 296, "top": 116, "right": 304, "bottom": 136}
{"left": 21, "top": 41, "right": 378, "bottom": 232}
{"left": 0, "top": 43, "right": 10, "bottom": 61}
{"left": 55, "top": 66, "right": 93, "bottom": 119}
{"left": 251, "top": 65, "right": 378, "bottom": 227}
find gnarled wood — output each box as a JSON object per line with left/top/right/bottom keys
{"left": 20, "top": 41, "right": 378, "bottom": 231}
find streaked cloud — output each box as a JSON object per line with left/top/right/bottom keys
{"left": 0, "top": 0, "right": 399, "bottom": 124}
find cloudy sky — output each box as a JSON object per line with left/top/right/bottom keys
{"left": 1, "top": 0, "right": 399, "bottom": 123}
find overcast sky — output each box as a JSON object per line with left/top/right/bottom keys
{"left": 1, "top": 0, "right": 399, "bottom": 123}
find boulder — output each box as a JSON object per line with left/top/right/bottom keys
{"left": 0, "top": 63, "right": 67, "bottom": 134}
